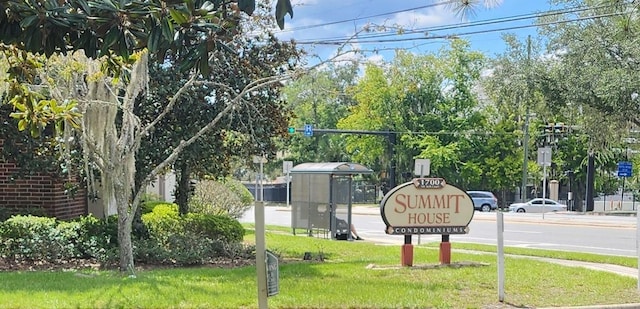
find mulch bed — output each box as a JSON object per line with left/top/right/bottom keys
{"left": 0, "top": 257, "right": 257, "bottom": 272}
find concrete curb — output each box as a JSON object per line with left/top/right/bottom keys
{"left": 539, "top": 304, "right": 640, "bottom": 309}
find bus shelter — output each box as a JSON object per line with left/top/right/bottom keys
{"left": 289, "top": 162, "right": 373, "bottom": 240}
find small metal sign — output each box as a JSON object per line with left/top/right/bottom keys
{"left": 537, "top": 147, "right": 552, "bottom": 167}
{"left": 414, "top": 159, "right": 431, "bottom": 177}
{"left": 283, "top": 160, "right": 293, "bottom": 174}
{"left": 618, "top": 161, "right": 633, "bottom": 177}
{"left": 266, "top": 250, "right": 279, "bottom": 297}
{"left": 253, "top": 155, "right": 267, "bottom": 164}
{"left": 303, "top": 124, "right": 313, "bottom": 137}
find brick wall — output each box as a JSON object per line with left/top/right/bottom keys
{"left": 0, "top": 139, "right": 87, "bottom": 220}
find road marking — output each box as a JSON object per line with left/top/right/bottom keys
{"left": 439, "top": 236, "right": 637, "bottom": 256}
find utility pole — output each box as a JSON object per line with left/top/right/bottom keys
{"left": 521, "top": 110, "right": 530, "bottom": 203}
{"left": 520, "top": 36, "right": 532, "bottom": 203}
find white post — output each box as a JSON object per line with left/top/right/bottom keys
{"left": 497, "top": 211, "right": 505, "bottom": 302}
{"left": 255, "top": 200, "right": 267, "bottom": 308}
{"left": 637, "top": 205, "right": 640, "bottom": 291}
{"left": 283, "top": 161, "right": 293, "bottom": 208}
{"left": 253, "top": 156, "right": 268, "bottom": 308}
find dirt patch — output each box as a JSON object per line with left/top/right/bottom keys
{"left": 366, "top": 261, "right": 490, "bottom": 270}
{"left": 0, "top": 258, "right": 103, "bottom": 272}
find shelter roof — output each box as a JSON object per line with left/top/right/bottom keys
{"left": 290, "top": 162, "right": 373, "bottom": 175}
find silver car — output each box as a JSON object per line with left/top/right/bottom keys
{"left": 509, "top": 198, "right": 567, "bottom": 213}
{"left": 467, "top": 191, "right": 498, "bottom": 212}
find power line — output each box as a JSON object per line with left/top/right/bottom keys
{"left": 294, "top": 10, "right": 625, "bottom": 45}
{"left": 329, "top": 3, "right": 614, "bottom": 43}
{"left": 295, "top": 4, "right": 589, "bottom": 43}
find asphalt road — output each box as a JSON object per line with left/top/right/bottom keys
{"left": 240, "top": 205, "right": 638, "bottom": 257}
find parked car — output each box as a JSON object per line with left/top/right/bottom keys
{"left": 509, "top": 198, "right": 567, "bottom": 213}
{"left": 467, "top": 191, "right": 498, "bottom": 212}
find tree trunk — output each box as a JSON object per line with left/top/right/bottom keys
{"left": 116, "top": 190, "right": 135, "bottom": 272}
{"left": 175, "top": 160, "right": 191, "bottom": 215}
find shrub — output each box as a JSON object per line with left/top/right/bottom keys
{"left": 184, "top": 213, "right": 245, "bottom": 243}
{"left": 222, "top": 178, "right": 254, "bottom": 208}
{"left": 137, "top": 204, "right": 247, "bottom": 266}
{"left": 0, "top": 215, "right": 74, "bottom": 261}
{"left": 134, "top": 235, "right": 232, "bottom": 266}
{"left": 189, "top": 178, "right": 252, "bottom": 218}
{"left": 72, "top": 215, "right": 119, "bottom": 262}
{"left": 133, "top": 238, "right": 170, "bottom": 265}
{"left": 0, "top": 214, "right": 141, "bottom": 266}
{"left": 139, "top": 193, "right": 167, "bottom": 214}
{"left": 141, "top": 203, "right": 182, "bottom": 243}
{"left": 0, "top": 207, "right": 48, "bottom": 221}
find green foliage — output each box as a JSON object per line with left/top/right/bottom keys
{"left": 0, "top": 0, "right": 294, "bottom": 64}
{"left": 184, "top": 213, "right": 245, "bottom": 243}
{"left": 0, "top": 207, "right": 48, "bottom": 222}
{"left": 135, "top": 232, "right": 253, "bottom": 266}
{"left": 138, "top": 202, "right": 247, "bottom": 265}
{"left": 139, "top": 193, "right": 171, "bottom": 214}
{"left": 0, "top": 214, "right": 119, "bottom": 264}
{"left": 189, "top": 179, "right": 252, "bottom": 219}
{"left": 135, "top": 37, "right": 300, "bottom": 212}
{"left": 142, "top": 201, "right": 245, "bottom": 244}
{"left": 1, "top": 47, "right": 81, "bottom": 138}
{"left": 338, "top": 43, "right": 489, "bottom": 188}
{"left": 0, "top": 215, "right": 74, "bottom": 261}
{"left": 71, "top": 215, "right": 118, "bottom": 262}
{"left": 141, "top": 204, "right": 183, "bottom": 243}
{"left": 282, "top": 63, "right": 358, "bottom": 164}
{"left": 220, "top": 178, "right": 254, "bottom": 207}
{"left": 0, "top": 210, "right": 246, "bottom": 267}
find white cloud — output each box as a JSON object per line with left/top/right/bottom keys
{"left": 365, "top": 54, "right": 385, "bottom": 66}
{"left": 388, "top": 7, "right": 457, "bottom": 29}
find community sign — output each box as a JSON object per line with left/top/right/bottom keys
{"left": 380, "top": 178, "right": 474, "bottom": 235}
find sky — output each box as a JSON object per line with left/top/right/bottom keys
{"left": 272, "top": 0, "right": 563, "bottom": 64}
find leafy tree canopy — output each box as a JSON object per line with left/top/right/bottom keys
{"left": 0, "top": 0, "right": 293, "bottom": 73}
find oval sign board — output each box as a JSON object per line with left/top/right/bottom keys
{"left": 380, "top": 178, "right": 474, "bottom": 235}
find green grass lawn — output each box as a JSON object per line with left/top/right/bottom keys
{"left": 1, "top": 226, "right": 639, "bottom": 308}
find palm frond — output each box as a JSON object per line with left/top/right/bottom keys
{"left": 447, "top": 0, "right": 504, "bottom": 20}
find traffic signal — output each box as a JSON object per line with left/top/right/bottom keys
{"left": 287, "top": 127, "right": 295, "bottom": 134}
{"left": 544, "top": 123, "right": 567, "bottom": 134}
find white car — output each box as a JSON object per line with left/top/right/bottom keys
{"left": 509, "top": 198, "right": 567, "bottom": 213}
